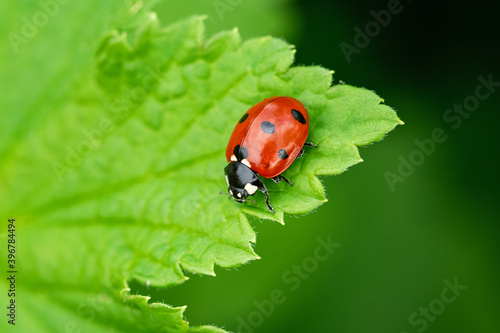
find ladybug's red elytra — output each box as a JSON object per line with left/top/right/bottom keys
{"left": 224, "top": 96, "right": 316, "bottom": 213}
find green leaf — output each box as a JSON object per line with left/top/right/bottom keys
{"left": 0, "top": 7, "right": 401, "bottom": 333}
{"left": 155, "top": 0, "right": 300, "bottom": 39}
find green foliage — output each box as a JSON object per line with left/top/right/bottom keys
{"left": 155, "top": 0, "right": 300, "bottom": 39}
{"left": 0, "top": 5, "right": 401, "bottom": 333}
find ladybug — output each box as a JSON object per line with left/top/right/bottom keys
{"left": 223, "top": 96, "right": 316, "bottom": 213}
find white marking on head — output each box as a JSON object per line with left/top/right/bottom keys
{"left": 241, "top": 159, "right": 251, "bottom": 168}
{"left": 237, "top": 192, "right": 242, "bottom": 198}
{"left": 225, "top": 175, "right": 229, "bottom": 186}
{"left": 230, "top": 155, "right": 237, "bottom": 161}
{"left": 244, "top": 183, "right": 258, "bottom": 195}
{"left": 229, "top": 189, "right": 234, "bottom": 196}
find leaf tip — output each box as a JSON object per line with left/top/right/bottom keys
{"left": 270, "top": 210, "right": 285, "bottom": 224}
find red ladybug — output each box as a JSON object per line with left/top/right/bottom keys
{"left": 224, "top": 96, "right": 316, "bottom": 213}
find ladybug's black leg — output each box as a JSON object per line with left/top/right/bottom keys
{"left": 272, "top": 175, "right": 293, "bottom": 186}
{"left": 298, "top": 142, "right": 317, "bottom": 158}
{"left": 257, "top": 181, "right": 274, "bottom": 213}
{"left": 304, "top": 142, "right": 317, "bottom": 147}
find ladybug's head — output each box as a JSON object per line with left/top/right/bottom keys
{"left": 223, "top": 161, "right": 274, "bottom": 213}
{"left": 224, "top": 161, "right": 261, "bottom": 203}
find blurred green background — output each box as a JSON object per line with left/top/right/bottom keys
{"left": 2, "top": 0, "right": 499, "bottom": 332}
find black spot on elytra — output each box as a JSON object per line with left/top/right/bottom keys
{"left": 291, "top": 109, "right": 306, "bottom": 124}
{"left": 260, "top": 121, "right": 275, "bottom": 134}
{"left": 239, "top": 113, "right": 249, "bottom": 123}
{"left": 278, "top": 149, "right": 288, "bottom": 159}
{"left": 234, "top": 144, "right": 248, "bottom": 160}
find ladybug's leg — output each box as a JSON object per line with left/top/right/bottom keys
{"left": 272, "top": 175, "right": 293, "bottom": 186}
{"left": 298, "top": 142, "right": 317, "bottom": 158}
{"left": 257, "top": 181, "right": 274, "bottom": 213}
